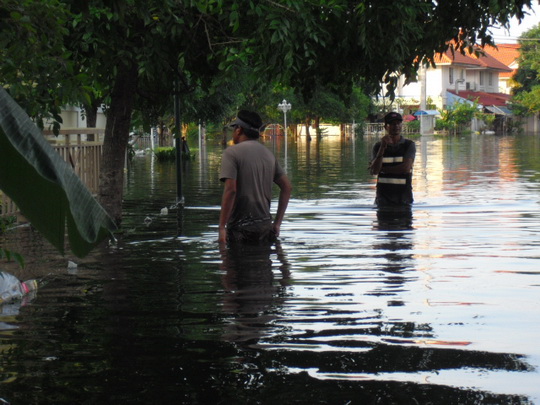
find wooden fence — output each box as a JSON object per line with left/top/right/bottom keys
{"left": 131, "top": 134, "right": 154, "bottom": 150}
{"left": 1, "top": 129, "right": 104, "bottom": 219}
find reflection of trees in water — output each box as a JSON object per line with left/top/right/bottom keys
{"left": 248, "top": 346, "right": 533, "bottom": 404}
{"left": 289, "top": 137, "right": 373, "bottom": 199}
{"left": 220, "top": 241, "right": 290, "bottom": 346}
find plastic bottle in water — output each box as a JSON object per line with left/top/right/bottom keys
{"left": 0, "top": 271, "right": 38, "bottom": 305}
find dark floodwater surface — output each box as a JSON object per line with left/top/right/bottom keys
{"left": 1, "top": 133, "right": 540, "bottom": 404}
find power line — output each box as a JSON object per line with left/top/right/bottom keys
{"left": 492, "top": 36, "right": 540, "bottom": 42}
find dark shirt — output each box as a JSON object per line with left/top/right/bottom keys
{"left": 371, "top": 137, "right": 416, "bottom": 206}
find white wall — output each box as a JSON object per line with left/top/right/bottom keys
{"left": 392, "top": 64, "right": 505, "bottom": 111}
{"left": 59, "top": 105, "right": 106, "bottom": 129}
{"left": 522, "top": 114, "right": 540, "bottom": 133}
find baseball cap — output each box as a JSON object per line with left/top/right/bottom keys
{"left": 384, "top": 112, "right": 403, "bottom": 124}
{"left": 228, "top": 110, "right": 263, "bottom": 133}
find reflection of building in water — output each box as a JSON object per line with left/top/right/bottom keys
{"left": 415, "top": 136, "right": 520, "bottom": 203}
{"left": 220, "top": 241, "right": 290, "bottom": 346}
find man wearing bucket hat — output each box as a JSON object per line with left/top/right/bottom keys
{"left": 219, "top": 110, "right": 292, "bottom": 244}
{"left": 369, "top": 112, "right": 416, "bottom": 206}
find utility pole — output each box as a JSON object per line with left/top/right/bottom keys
{"left": 174, "top": 79, "right": 184, "bottom": 206}
{"left": 420, "top": 67, "right": 427, "bottom": 135}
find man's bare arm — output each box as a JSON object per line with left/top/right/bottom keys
{"left": 273, "top": 175, "right": 292, "bottom": 237}
{"left": 218, "top": 178, "right": 236, "bottom": 243}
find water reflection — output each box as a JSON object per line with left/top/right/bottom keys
{"left": 374, "top": 206, "right": 414, "bottom": 231}
{"left": 369, "top": 206, "right": 416, "bottom": 302}
{"left": 2, "top": 134, "right": 540, "bottom": 403}
{"left": 220, "top": 241, "right": 290, "bottom": 346}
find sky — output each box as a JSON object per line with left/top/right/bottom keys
{"left": 488, "top": 2, "right": 540, "bottom": 43}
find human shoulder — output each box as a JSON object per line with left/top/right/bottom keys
{"left": 397, "top": 137, "right": 415, "bottom": 148}
{"left": 395, "top": 136, "right": 407, "bottom": 143}
{"left": 403, "top": 137, "right": 415, "bottom": 147}
{"left": 231, "top": 139, "right": 263, "bottom": 149}
{"left": 242, "top": 139, "right": 273, "bottom": 154}
{"left": 224, "top": 139, "right": 268, "bottom": 159}
{"left": 401, "top": 135, "right": 415, "bottom": 143}
{"left": 224, "top": 139, "right": 256, "bottom": 152}
{"left": 402, "top": 137, "right": 416, "bottom": 160}
{"left": 372, "top": 140, "right": 382, "bottom": 149}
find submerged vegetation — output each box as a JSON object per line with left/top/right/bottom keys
{"left": 154, "top": 147, "right": 195, "bottom": 162}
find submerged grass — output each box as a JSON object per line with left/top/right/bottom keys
{"left": 154, "top": 147, "right": 195, "bottom": 162}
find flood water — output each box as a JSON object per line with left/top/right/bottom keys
{"left": 1, "top": 132, "right": 540, "bottom": 404}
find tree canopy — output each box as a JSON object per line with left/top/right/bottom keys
{"left": 512, "top": 24, "right": 540, "bottom": 115}
{"left": 1, "top": 0, "right": 536, "bottom": 223}
{"left": 2, "top": 0, "right": 535, "bottom": 118}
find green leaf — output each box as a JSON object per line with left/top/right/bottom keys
{"left": 9, "top": 12, "right": 22, "bottom": 21}
{"left": 0, "top": 88, "right": 117, "bottom": 258}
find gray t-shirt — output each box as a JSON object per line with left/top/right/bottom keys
{"left": 220, "top": 140, "right": 285, "bottom": 226}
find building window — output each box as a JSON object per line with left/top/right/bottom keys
{"left": 449, "top": 68, "right": 454, "bottom": 84}
{"left": 488, "top": 72, "right": 493, "bottom": 86}
{"left": 479, "top": 71, "right": 485, "bottom": 86}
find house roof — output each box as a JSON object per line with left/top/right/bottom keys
{"left": 482, "top": 44, "right": 520, "bottom": 78}
{"left": 414, "top": 110, "right": 439, "bottom": 116}
{"left": 434, "top": 46, "right": 513, "bottom": 72}
{"left": 447, "top": 89, "right": 511, "bottom": 106}
{"left": 486, "top": 105, "right": 513, "bottom": 115}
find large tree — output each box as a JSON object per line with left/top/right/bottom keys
{"left": 512, "top": 24, "right": 540, "bottom": 116}
{"left": 2, "top": 0, "right": 536, "bottom": 224}
{"left": 0, "top": 0, "right": 84, "bottom": 133}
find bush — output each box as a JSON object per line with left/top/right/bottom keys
{"left": 154, "top": 147, "right": 176, "bottom": 161}
{"left": 406, "top": 120, "right": 420, "bottom": 132}
{"left": 435, "top": 118, "right": 449, "bottom": 131}
{"left": 154, "top": 147, "right": 195, "bottom": 162}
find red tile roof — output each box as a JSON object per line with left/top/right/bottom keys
{"left": 434, "top": 46, "right": 513, "bottom": 72}
{"left": 482, "top": 44, "right": 520, "bottom": 78}
{"left": 447, "top": 90, "right": 511, "bottom": 106}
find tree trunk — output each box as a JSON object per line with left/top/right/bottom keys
{"left": 158, "top": 120, "right": 166, "bottom": 146}
{"left": 314, "top": 116, "right": 321, "bottom": 140}
{"left": 291, "top": 122, "right": 298, "bottom": 140}
{"left": 98, "top": 62, "right": 138, "bottom": 225}
{"left": 305, "top": 116, "right": 312, "bottom": 142}
{"left": 84, "top": 97, "right": 100, "bottom": 141}
{"left": 221, "top": 124, "right": 227, "bottom": 146}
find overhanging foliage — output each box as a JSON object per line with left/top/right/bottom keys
{"left": 0, "top": 88, "right": 116, "bottom": 257}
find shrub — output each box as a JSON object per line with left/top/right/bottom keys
{"left": 406, "top": 120, "right": 420, "bottom": 132}
{"left": 154, "top": 147, "right": 195, "bottom": 162}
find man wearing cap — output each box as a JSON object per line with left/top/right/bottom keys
{"left": 219, "top": 110, "right": 292, "bottom": 244}
{"left": 369, "top": 112, "right": 416, "bottom": 206}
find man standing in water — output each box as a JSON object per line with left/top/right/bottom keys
{"left": 219, "top": 110, "right": 292, "bottom": 245}
{"left": 369, "top": 112, "right": 416, "bottom": 206}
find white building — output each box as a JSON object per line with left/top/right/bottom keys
{"left": 397, "top": 45, "right": 512, "bottom": 110}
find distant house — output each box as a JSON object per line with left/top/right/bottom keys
{"left": 392, "top": 43, "right": 518, "bottom": 133}
{"left": 483, "top": 43, "right": 520, "bottom": 95}
{"left": 396, "top": 44, "right": 512, "bottom": 110}
{"left": 59, "top": 105, "right": 107, "bottom": 130}
{"left": 44, "top": 105, "right": 107, "bottom": 143}
{"left": 483, "top": 43, "right": 539, "bottom": 133}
